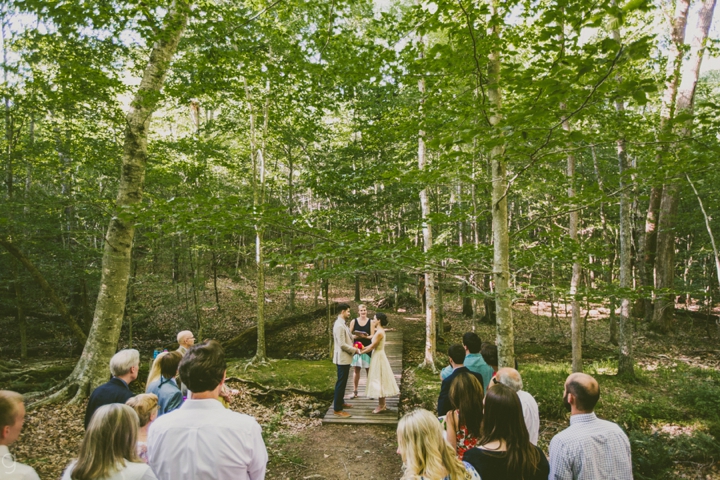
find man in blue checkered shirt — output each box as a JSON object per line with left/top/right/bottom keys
{"left": 549, "top": 373, "right": 633, "bottom": 479}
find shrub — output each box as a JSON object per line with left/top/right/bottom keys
{"left": 629, "top": 431, "right": 672, "bottom": 480}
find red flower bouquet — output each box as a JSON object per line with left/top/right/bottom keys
{"left": 354, "top": 341, "right": 364, "bottom": 350}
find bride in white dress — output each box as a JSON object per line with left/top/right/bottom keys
{"left": 361, "top": 313, "right": 400, "bottom": 413}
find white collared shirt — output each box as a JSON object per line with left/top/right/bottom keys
{"left": 148, "top": 398, "right": 268, "bottom": 480}
{"left": 517, "top": 390, "right": 540, "bottom": 445}
{"left": 0, "top": 445, "right": 40, "bottom": 480}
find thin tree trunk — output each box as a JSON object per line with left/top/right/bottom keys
{"left": 211, "top": 242, "right": 220, "bottom": 311}
{"left": 188, "top": 241, "right": 202, "bottom": 339}
{"left": 563, "top": 107, "right": 582, "bottom": 373}
{"left": 609, "top": 296, "right": 618, "bottom": 345}
{"left": 324, "top": 276, "right": 331, "bottom": 356}
{"left": 617, "top": 126, "right": 634, "bottom": 374}
{"left": 288, "top": 152, "right": 296, "bottom": 312}
{"left": 611, "top": 8, "right": 635, "bottom": 376}
{"left": 437, "top": 272, "right": 444, "bottom": 337}
{"left": 354, "top": 274, "right": 361, "bottom": 302}
{"left": 33, "top": 2, "right": 190, "bottom": 405}
{"left": 11, "top": 264, "right": 27, "bottom": 359}
{"left": 417, "top": 28, "right": 436, "bottom": 370}
{"left": 686, "top": 175, "right": 720, "bottom": 287}
{"left": 489, "top": 0, "right": 514, "bottom": 368}
{"left": 251, "top": 80, "right": 270, "bottom": 363}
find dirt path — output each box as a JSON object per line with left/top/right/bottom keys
{"left": 266, "top": 423, "right": 403, "bottom": 479}
{"left": 265, "top": 307, "right": 413, "bottom": 479}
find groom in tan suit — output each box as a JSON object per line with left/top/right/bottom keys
{"left": 333, "top": 303, "right": 361, "bottom": 418}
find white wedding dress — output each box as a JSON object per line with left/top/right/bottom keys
{"left": 365, "top": 330, "right": 400, "bottom": 398}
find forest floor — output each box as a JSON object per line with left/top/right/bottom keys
{"left": 2, "top": 275, "right": 720, "bottom": 479}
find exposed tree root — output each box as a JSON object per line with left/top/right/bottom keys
{"left": 225, "top": 376, "right": 332, "bottom": 401}
{"left": 244, "top": 355, "right": 271, "bottom": 371}
{"left": 417, "top": 361, "right": 438, "bottom": 374}
{"left": 0, "top": 360, "right": 75, "bottom": 381}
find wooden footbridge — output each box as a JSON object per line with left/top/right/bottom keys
{"left": 322, "top": 331, "right": 403, "bottom": 425}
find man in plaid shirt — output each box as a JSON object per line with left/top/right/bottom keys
{"left": 549, "top": 373, "right": 633, "bottom": 479}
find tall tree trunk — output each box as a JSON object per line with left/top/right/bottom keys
{"left": 489, "top": 0, "right": 514, "bottom": 369}
{"left": 641, "top": 0, "right": 690, "bottom": 324}
{"left": 437, "top": 272, "right": 444, "bottom": 338}
{"left": 287, "top": 151, "right": 296, "bottom": 312}
{"left": 251, "top": 80, "right": 270, "bottom": 363}
{"left": 611, "top": 5, "right": 635, "bottom": 376}
{"left": 652, "top": 0, "right": 716, "bottom": 332}
{"left": 457, "top": 182, "right": 473, "bottom": 318}
{"left": 32, "top": 2, "right": 190, "bottom": 405}
{"left": 617, "top": 126, "right": 634, "bottom": 375}
{"left": 563, "top": 107, "right": 582, "bottom": 373}
{"left": 417, "top": 29, "right": 436, "bottom": 370}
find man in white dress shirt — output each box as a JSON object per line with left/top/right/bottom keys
{"left": 148, "top": 340, "right": 268, "bottom": 480}
{"left": 495, "top": 367, "right": 540, "bottom": 445}
{"left": 0, "top": 391, "right": 40, "bottom": 480}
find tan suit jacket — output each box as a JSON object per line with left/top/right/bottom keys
{"left": 333, "top": 317, "right": 356, "bottom": 365}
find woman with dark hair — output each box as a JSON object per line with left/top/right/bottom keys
{"left": 480, "top": 343, "right": 499, "bottom": 374}
{"left": 445, "top": 372, "right": 483, "bottom": 458}
{"left": 463, "top": 384, "right": 549, "bottom": 480}
{"left": 361, "top": 312, "right": 400, "bottom": 413}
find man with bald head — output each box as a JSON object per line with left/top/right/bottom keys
{"left": 176, "top": 330, "right": 195, "bottom": 355}
{"left": 549, "top": 373, "right": 632, "bottom": 480}
{"left": 495, "top": 367, "right": 539, "bottom": 445}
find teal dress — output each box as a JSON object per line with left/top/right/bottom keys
{"left": 350, "top": 317, "right": 372, "bottom": 369}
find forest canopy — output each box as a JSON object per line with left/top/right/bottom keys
{"left": 1, "top": 0, "right": 719, "bottom": 391}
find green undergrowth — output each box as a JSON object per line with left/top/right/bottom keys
{"left": 226, "top": 358, "right": 336, "bottom": 394}
{"left": 405, "top": 359, "right": 720, "bottom": 479}
{"left": 403, "top": 366, "right": 443, "bottom": 413}
{"left": 524, "top": 361, "right": 720, "bottom": 479}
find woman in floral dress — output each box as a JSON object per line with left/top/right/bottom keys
{"left": 445, "top": 371, "right": 484, "bottom": 458}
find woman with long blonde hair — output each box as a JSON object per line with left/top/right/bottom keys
{"left": 62, "top": 404, "right": 157, "bottom": 480}
{"left": 397, "top": 409, "right": 481, "bottom": 480}
{"left": 146, "top": 351, "right": 168, "bottom": 391}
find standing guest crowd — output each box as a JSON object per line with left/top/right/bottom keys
{"left": 0, "top": 332, "right": 267, "bottom": 480}
{"left": 421, "top": 334, "right": 632, "bottom": 480}
{"left": 0, "top": 312, "right": 634, "bottom": 480}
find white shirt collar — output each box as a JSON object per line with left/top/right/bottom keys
{"left": 179, "top": 398, "right": 226, "bottom": 411}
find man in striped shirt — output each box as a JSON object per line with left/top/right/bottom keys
{"left": 549, "top": 373, "right": 633, "bottom": 480}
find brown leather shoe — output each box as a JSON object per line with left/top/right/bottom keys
{"left": 333, "top": 410, "right": 352, "bottom": 417}
{"left": 343, "top": 403, "right": 353, "bottom": 408}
